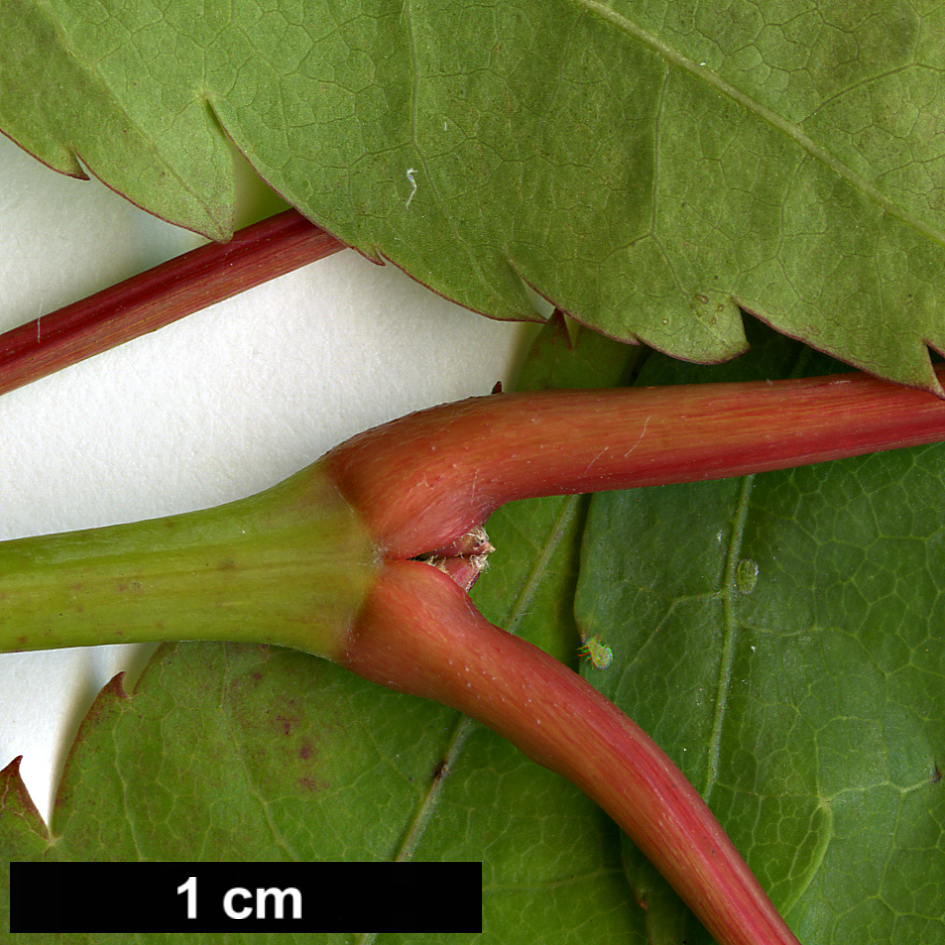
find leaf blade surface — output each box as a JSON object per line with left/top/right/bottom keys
{"left": 5, "top": 1, "right": 945, "bottom": 385}
{"left": 576, "top": 323, "right": 945, "bottom": 942}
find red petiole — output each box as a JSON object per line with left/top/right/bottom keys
{"left": 346, "top": 559, "right": 800, "bottom": 945}
{"left": 0, "top": 209, "right": 341, "bottom": 396}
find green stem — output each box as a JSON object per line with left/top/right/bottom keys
{"left": 0, "top": 209, "right": 343, "bottom": 397}
{"left": 0, "top": 460, "right": 376, "bottom": 659}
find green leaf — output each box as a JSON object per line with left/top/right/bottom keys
{"left": 0, "top": 646, "right": 452, "bottom": 945}
{"left": 0, "top": 640, "right": 644, "bottom": 944}
{"left": 4, "top": 1, "right": 945, "bottom": 388}
{"left": 0, "top": 0, "right": 235, "bottom": 240}
{"left": 575, "top": 323, "right": 945, "bottom": 942}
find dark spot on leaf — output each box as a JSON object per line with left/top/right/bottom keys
{"left": 431, "top": 760, "right": 447, "bottom": 782}
{"left": 933, "top": 763, "right": 942, "bottom": 783}
{"left": 274, "top": 713, "right": 301, "bottom": 736}
{"left": 297, "top": 775, "right": 329, "bottom": 793}
{"left": 299, "top": 738, "right": 316, "bottom": 761}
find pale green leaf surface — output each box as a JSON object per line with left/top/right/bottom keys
{"left": 576, "top": 323, "right": 945, "bottom": 942}
{"left": 4, "top": 1, "right": 945, "bottom": 387}
{"left": 0, "top": 0, "right": 235, "bottom": 240}
{"left": 0, "top": 640, "right": 643, "bottom": 945}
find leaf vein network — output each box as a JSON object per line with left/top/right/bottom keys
{"left": 573, "top": 0, "right": 945, "bottom": 249}
{"left": 399, "top": 0, "right": 489, "bottom": 285}
{"left": 219, "top": 646, "right": 298, "bottom": 861}
{"left": 114, "top": 722, "right": 147, "bottom": 862}
{"left": 36, "top": 2, "right": 223, "bottom": 226}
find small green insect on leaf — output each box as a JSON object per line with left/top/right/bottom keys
{"left": 578, "top": 635, "right": 613, "bottom": 671}
{"left": 735, "top": 558, "right": 759, "bottom": 595}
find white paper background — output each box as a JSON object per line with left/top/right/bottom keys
{"left": 0, "top": 134, "right": 534, "bottom": 824}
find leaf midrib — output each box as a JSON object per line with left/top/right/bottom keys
{"left": 704, "top": 473, "right": 755, "bottom": 803}
{"left": 575, "top": 0, "right": 945, "bottom": 248}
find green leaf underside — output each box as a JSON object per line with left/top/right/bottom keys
{"left": 0, "top": 643, "right": 641, "bottom": 945}
{"left": 576, "top": 322, "right": 945, "bottom": 943}
{"left": 5, "top": 0, "right": 945, "bottom": 388}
